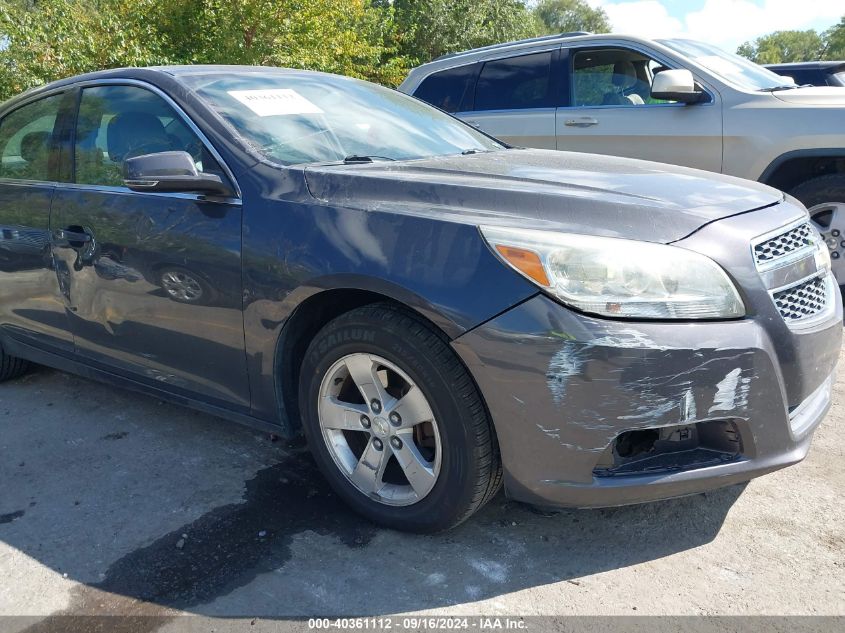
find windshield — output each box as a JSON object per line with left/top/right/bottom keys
{"left": 659, "top": 39, "right": 797, "bottom": 91}
{"left": 181, "top": 71, "right": 503, "bottom": 165}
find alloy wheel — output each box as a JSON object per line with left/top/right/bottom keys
{"left": 809, "top": 202, "right": 845, "bottom": 281}
{"left": 317, "top": 353, "right": 441, "bottom": 506}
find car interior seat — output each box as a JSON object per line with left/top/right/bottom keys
{"left": 603, "top": 61, "right": 645, "bottom": 106}
{"left": 107, "top": 112, "right": 173, "bottom": 163}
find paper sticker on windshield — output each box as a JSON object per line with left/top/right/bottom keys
{"left": 227, "top": 89, "right": 323, "bottom": 117}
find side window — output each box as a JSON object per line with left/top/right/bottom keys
{"left": 74, "top": 85, "right": 222, "bottom": 187}
{"left": 572, "top": 48, "right": 675, "bottom": 107}
{"left": 413, "top": 65, "right": 477, "bottom": 113}
{"left": 474, "top": 52, "right": 553, "bottom": 111}
{"left": 0, "top": 94, "right": 64, "bottom": 182}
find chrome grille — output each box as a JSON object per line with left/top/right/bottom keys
{"left": 772, "top": 275, "right": 828, "bottom": 322}
{"left": 753, "top": 222, "right": 814, "bottom": 266}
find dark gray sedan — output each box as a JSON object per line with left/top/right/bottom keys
{"left": 0, "top": 66, "right": 840, "bottom": 532}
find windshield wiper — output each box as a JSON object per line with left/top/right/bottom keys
{"left": 342, "top": 155, "right": 396, "bottom": 163}
{"left": 461, "top": 148, "right": 492, "bottom": 155}
{"left": 759, "top": 85, "right": 800, "bottom": 92}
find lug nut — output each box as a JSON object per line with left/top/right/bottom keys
{"left": 389, "top": 411, "right": 401, "bottom": 426}
{"left": 839, "top": 240, "right": 845, "bottom": 248}
{"left": 833, "top": 229, "right": 841, "bottom": 237}
{"left": 370, "top": 399, "right": 382, "bottom": 414}
{"left": 390, "top": 437, "right": 403, "bottom": 450}
{"left": 373, "top": 438, "right": 383, "bottom": 451}
{"left": 360, "top": 415, "right": 371, "bottom": 429}
{"left": 833, "top": 252, "right": 841, "bottom": 259}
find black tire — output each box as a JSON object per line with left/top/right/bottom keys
{"left": 790, "top": 174, "right": 845, "bottom": 210}
{"left": 0, "top": 344, "right": 29, "bottom": 382}
{"left": 298, "top": 302, "right": 502, "bottom": 533}
{"left": 791, "top": 174, "right": 845, "bottom": 288}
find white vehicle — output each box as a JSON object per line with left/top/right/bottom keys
{"left": 400, "top": 33, "right": 845, "bottom": 283}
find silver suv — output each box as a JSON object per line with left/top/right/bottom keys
{"left": 400, "top": 33, "right": 845, "bottom": 282}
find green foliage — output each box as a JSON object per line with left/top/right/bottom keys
{"left": 737, "top": 18, "right": 845, "bottom": 64}
{"left": 736, "top": 30, "right": 826, "bottom": 64}
{"left": 533, "top": 0, "right": 611, "bottom": 36}
{"left": 0, "top": 0, "right": 410, "bottom": 101}
{"left": 0, "top": 0, "right": 622, "bottom": 101}
{"left": 392, "top": 0, "right": 540, "bottom": 64}
{"left": 0, "top": 0, "right": 170, "bottom": 100}
{"left": 823, "top": 16, "right": 845, "bottom": 59}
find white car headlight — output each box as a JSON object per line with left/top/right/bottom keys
{"left": 481, "top": 226, "right": 745, "bottom": 320}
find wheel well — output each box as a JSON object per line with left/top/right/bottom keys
{"left": 763, "top": 154, "right": 845, "bottom": 193}
{"left": 275, "top": 289, "right": 448, "bottom": 436}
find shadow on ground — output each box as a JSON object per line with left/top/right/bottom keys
{"left": 0, "top": 368, "right": 745, "bottom": 625}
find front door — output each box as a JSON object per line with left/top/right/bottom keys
{"left": 556, "top": 46, "right": 723, "bottom": 173}
{"left": 0, "top": 92, "right": 74, "bottom": 351}
{"left": 50, "top": 83, "right": 250, "bottom": 409}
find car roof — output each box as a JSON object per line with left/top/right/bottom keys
{"left": 419, "top": 32, "right": 662, "bottom": 67}
{"left": 0, "top": 65, "right": 331, "bottom": 110}
{"left": 764, "top": 61, "right": 845, "bottom": 71}
{"left": 406, "top": 32, "right": 680, "bottom": 81}
{"left": 433, "top": 31, "right": 591, "bottom": 62}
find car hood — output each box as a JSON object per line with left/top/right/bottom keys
{"left": 773, "top": 86, "right": 845, "bottom": 105}
{"left": 303, "top": 149, "right": 782, "bottom": 243}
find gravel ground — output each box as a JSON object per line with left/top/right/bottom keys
{"left": 0, "top": 343, "right": 843, "bottom": 630}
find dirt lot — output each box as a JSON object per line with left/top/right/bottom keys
{"left": 1, "top": 343, "right": 844, "bottom": 630}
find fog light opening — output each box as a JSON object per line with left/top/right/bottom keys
{"left": 594, "top": 420, "right": 743, "bottom": 477}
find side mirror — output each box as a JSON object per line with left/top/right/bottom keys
{"left": 651, "top": 69, "right": 705, "bottom": 104}
{"left": 123, "top": 151, "right": 234, "bottom": 197}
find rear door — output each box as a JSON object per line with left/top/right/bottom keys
{"left": 458, "top": 50, "right": 559, "bottom": 149}
{"left": 556, "top": 45, "right": 723, "bottom": 173}
{"left": 50, "top": 82, "right": 250, "bottom": 409}
{"left": 0, "top": 91, "right": 75, "bottom": 350}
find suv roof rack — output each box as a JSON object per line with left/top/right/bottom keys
{"left": 433, "top": 31, "right": 592, "bottom": 62}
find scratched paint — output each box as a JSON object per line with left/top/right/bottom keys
{"left": 710, "top": 367, "right": 751, "bottom": 413}
{"left": 536, "top": 423, "right": 561, "bottom": 439}
{"left": 546, "top": 341, "right": 584, "bottom": 404}
{"left": 588, "top": 328, "right": 674, "bottom": 351}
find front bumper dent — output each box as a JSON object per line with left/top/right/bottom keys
{"left": 453, "top": 294, "right": 841, "bottom": 508}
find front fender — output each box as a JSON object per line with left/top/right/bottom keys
{"left": 241, "top": 198, "right": 538, "bottom": 423}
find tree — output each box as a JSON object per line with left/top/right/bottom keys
{"left": 393, "top": 0, "right": 539, "bottom": 64}
{"left": 533, "top": 0, "right": 611, "bottom": 36}
{"left": 0, "top": 0, "right": 168, "bottom": 101}
{"left": 737, "top": 30, "right": 825, "bottom": 64}
{"left": 0, "top": 0, "right": 411, "bottom": 101}
{"left": 737, "top": 16, "right": 845, "bottom": 64}
{"left": 823, "top": 16, "right": 845, "bottom": 59}
{"left": 151, "top": 0, "right": 408, "bottom": 85}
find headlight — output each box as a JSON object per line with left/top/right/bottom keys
{"left": 481, "top": 226, "right": 745, "bottom": 320}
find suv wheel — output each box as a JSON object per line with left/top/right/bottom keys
{"left": 0, "top": 344, "right": 29, "bottom": 382}
{"left": 298, "top": 302, "right": 502, "bottom": 532}
{"left": 791, "top": 174, "right": 845, "bottom": 284}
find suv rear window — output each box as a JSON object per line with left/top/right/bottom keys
{"left": 414, "top": 65, "right": 477, "bottom": 113}
{"left": 474, "top": 52, "right": 553, "bottom": 111}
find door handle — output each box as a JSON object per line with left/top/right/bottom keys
{"left": 54, "top": 227, "right": 92, "bottom": 247}
{"left": 564, "top": 117, "right": 599, "bottom": 128}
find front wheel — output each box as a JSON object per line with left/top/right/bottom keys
{"left": 298, "top": 303, "right": 502, "bottom": 532}
{"left": 791, "top": 174, "right": 845, "bottom": 285}
{"left": 0, "top": 343, "right": 29, "bottom": 382}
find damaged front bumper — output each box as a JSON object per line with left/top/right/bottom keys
{"left": 453, "top": 292, "right": 841, "bottom": 508}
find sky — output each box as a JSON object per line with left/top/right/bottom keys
{"left": 584, "top": 0, "right": 843, "bottom": 52}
